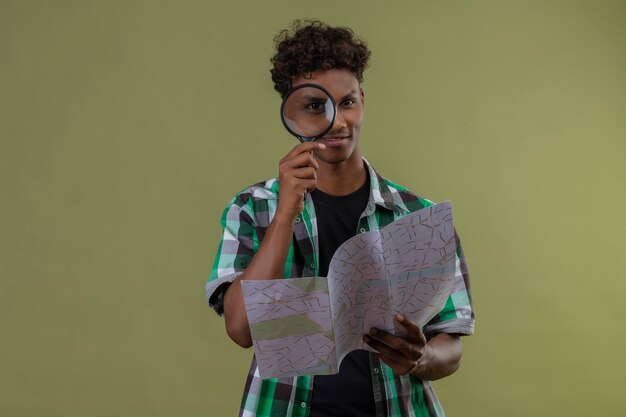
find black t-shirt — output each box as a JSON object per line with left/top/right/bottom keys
{"left": 309, "top": 172, "right": 377, "bottom": 417}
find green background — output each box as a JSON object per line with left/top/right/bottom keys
{"left": 2, "top": 0, "right": 625, "bottom": 416}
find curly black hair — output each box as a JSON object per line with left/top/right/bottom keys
{"left": 270, "top": 20, "right": 371, "bottom": 97}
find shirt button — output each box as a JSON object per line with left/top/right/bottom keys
{"left": 300, "top": 401, "right": 307, "bottom": 408}
{"left": 310, "top": 263, "right": 315, "bottom": 269}
{"left": 295, "top": 217, "right": 301, "bottom": 223}
{"left": 373, "top": 368, "right": 380, "bottom": 374}
{"left": 359, "top": 228, "right": 366, "bottom": 233}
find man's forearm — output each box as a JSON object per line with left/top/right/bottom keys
{"left": 223, "top": 213, "right": 296, "bottom": 347}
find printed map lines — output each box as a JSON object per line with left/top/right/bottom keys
{"left": 242, "top": 202, "right": 459, "bottom": 378}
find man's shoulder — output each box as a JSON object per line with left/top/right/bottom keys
{"left": 226, "top": 177, "right": 280, "bottom": 209}
{"left": 377, "top": 175, "right": 434, "bottom": 213}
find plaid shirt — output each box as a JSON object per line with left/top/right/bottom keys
{"left": 206, "top": 159, "right": 474, "bottom": 417}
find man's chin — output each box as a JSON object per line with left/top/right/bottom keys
{"left": 314, "top": 147, "right": 361, "bottom": 167}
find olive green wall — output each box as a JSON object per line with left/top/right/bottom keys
{"left": 2, "top": 1, "right": 625, "bottom": 416}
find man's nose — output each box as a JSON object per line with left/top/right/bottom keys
{"left": 331, "top": 110, "right": 346, "bottom": 131}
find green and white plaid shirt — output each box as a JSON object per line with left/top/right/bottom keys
{"left": 206, "top": 159, "right": 474, "bottom": 417}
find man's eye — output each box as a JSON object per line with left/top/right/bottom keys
{"left": 305, "top": 102, "right": 324, "bottom": 112}
{"left": 341, "top": 98, "right": 356, "bottom": 107}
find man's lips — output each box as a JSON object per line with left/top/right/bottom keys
{"left": 318, "top": 135, "right": 350, "bottom": 147}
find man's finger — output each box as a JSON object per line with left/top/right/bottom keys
{"left": 367, "top": 328, "right": 416, "bottom": 357}
{"left": 395, "top": 315, "right": 427, "bottom": 346}
{"left": 283, "top": 141, "right": 326, "bottom": 160}
{"left": 282, "top": 176, "right": 317, "bottom": 193}
{"left": 363, "top": 335, "right": 396, "bottom": 356}
{"left": 291, "top": 167, "right": 317, "bottom": 180}
{"left": 364, "top": 335, "right": 422, "bottom": 376}
{"left": 283, "top": 151, "right": 320, "bottom": 170}
{"left": 364, "top": 331, "right": 420, "bottom": 361}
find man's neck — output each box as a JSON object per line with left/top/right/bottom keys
{"left": 315, "top": 158, "right": 367, "bottom": 197}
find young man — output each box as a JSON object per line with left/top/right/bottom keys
{"left": 206, "top": 21, "right": 474, "bottom": 417}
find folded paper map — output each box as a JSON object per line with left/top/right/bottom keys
{"left": 241, "top": 201, "right": 458, "bottom": 379}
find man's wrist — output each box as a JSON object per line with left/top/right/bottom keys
{"left": 273, "top": 208, "right": 300, "bottom": 226}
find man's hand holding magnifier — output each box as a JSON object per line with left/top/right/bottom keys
{"left": 276, "top": 141, "right": 325, "bottom": 222}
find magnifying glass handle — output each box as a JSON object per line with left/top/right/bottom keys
{"left": 297, "top": 136, "right": 316, "bottom": 143}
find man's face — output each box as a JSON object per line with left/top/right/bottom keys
{"left": 291, "top": 68, "right": 364, "bottom": 167}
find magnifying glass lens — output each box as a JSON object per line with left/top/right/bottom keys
{"left": 281, "top": 85, "right": 336, "bottom": 141}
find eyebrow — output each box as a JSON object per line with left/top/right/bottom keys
{"left": 300, "top": 94, "right": 329, "bottom": 101}
{"left": 297, "top": 88, "right": 360, "bottom": 102}
{"left": 339, "top": 89, "right": 360, "bottom": 100}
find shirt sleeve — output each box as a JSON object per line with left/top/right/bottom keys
{"left": 205, "top": 198, "right": 257, "bottom": 316}
{"left": 423, "top": 229, "right": 475, "bottom": 338}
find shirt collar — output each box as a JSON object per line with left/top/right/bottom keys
{"left": 363, "top": 158, "right": 411, "bottom": 216}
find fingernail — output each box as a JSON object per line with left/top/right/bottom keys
{"left": 369, "top": 328, "right": 377, "bottom": 336}
{"left": 396, "top": 315, "right": 404, "bottom": 322}
{"left": 363, "top": 336, "right": 369, "bottom": 343}
{"left": 318, "top": 143, "right": 326, "bottom": 149}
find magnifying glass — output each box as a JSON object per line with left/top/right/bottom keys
{"left": 280, "top": 84, "right": 337, "bottom": 142}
